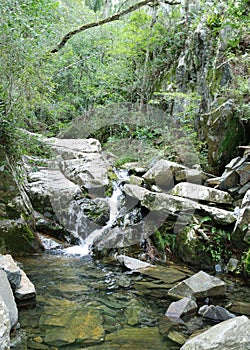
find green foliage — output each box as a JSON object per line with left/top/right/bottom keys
{"left": 202, "top": 227, "right": 232, "bottom": 264}
{"left": 244, "top": 249, "right": 250, "bottom": 275}
{"left": 152, "top": 228, "right": 176, "bottom": 256}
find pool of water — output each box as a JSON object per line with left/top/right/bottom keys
{"left": 14, "top": 253, "right": 180, "bottom": 350}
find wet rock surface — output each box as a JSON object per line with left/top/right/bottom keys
{"left": 180, "top": 315, "right": 250, "bottom": 350}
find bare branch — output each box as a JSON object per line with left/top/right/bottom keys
{"left": 51, "top": 0, "right": 180, "bottom": 53}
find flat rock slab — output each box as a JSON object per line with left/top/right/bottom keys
{"left": 50, "top": 138, "right": 102, "bottom": 154}
{"left": 134, "top": 281, "right": 175, "bottom": 298}
{"left": 0, "top": 254, "right": 21, "bottom": 289}
{"left": 168, "top": 270, "right": 226, "bottom": 300}
{"left": 40, "top": 303, "right": 105, "bottom": 347}
{"left": 116, "top": 255, "right": 153, "bottom": 271}
{"left": 180, "top": 315, "right": 250, "bottom": 350}
{"left": 140, "top": 265, "right": 187, "bottom": 285}
{"left": 171, "top": 182, "right": 233, "bottom": 204}
{"left": 105, "top": 327, "right": 167, "bottom": 349}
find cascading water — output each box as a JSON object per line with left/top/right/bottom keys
{"left": 42, "top": 168, "right": 130, "bottom": 256}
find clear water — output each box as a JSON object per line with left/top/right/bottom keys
{"left": 15, "top": 252, "right": 179, "bottom": 350}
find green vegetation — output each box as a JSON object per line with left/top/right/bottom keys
{"left": 0, "top": 0, "right": 249, "bottom": 266}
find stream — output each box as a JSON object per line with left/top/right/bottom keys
{"left": 15, "top": 252, "right": 180, "bottom": 350}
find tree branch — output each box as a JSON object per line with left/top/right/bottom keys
{"left": 51, "top": 0, "right": 180, "bottom": 53}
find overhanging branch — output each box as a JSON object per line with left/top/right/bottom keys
{"left": 51, "top": 0, "right": 180, "bottom": 53}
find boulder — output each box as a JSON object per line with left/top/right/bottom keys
{"left": 171, "top": 182, "right": 233, "bottom": 204}
{"left": 14, "top": 270, "right": 36, "bottom": 302}
{"left": 198, "top": 305, "right": 235, "bottom": 324}
{"left": 0, "top": 296, "right": 11, "bottom": 350}
{"left": 180, "top": 315, "right": 250, "bottom": 350}
{"left": 168, "top": 271, "right": 226, "bottom": 300}
{"left": 142, "top": 159, "right": 186, "bottom": 189}
{"left": 26, "top": 168, "right": 82, "bottom": 215}
{"left": 0, "top": 270, "right": 18, "bottom": 329}
{"left": 165, "top": 297, "right": 198, "bottom": 322}
{"left": 0, "top": 254, "right": 21, "bottom": 289}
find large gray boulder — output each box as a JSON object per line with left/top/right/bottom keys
{"left": 0, "top": 270, "right": 18, "bottom": 329}
{"left": 168, "top": 271, "right": 226, "bottom": 300}
{"left": 0, "top": 296, "right": 10, "bottom": 350}
{"left": 171, "top": 182, "right": 233, "bottom": 204}
{"left": 180, "top": 315, "right": 250, "bottom": 350}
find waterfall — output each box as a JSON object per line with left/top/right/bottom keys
{"left": 61, "top": 168, "right": 129, "bottom": 256}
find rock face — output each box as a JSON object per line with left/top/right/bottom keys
{"left": 0, "top": 296, "right": 10, "bottom": 350}
{"left": 168, "top": 271, "right": 226, "bottom": 300}
{"left": 180, "top": 315, "right": 250, "bottom": 350}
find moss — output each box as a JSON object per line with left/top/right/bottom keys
{"left": 244, "top": 249, "right": 250, "bottom": 275}
{"left": 0, "top": 219, "right": 41, "bottom": 255}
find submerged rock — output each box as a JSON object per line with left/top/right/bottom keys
{"left": 104, "top": 327, "right": 167, "bottom": 349}
{"left": 180, "top": 315, "right": 250, "bottom": 350}
{"left": 40, "top": 302, "right": 105, "bottom": 347}
{"left": 168, "top": 271, "right": 226, "bottom": 300}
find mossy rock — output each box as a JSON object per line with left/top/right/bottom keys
{"left": 176, "top": 226, "right": 212, "bottom": 267}
{"left": 0, "top": 218, "right": 42, "bottom": 255}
